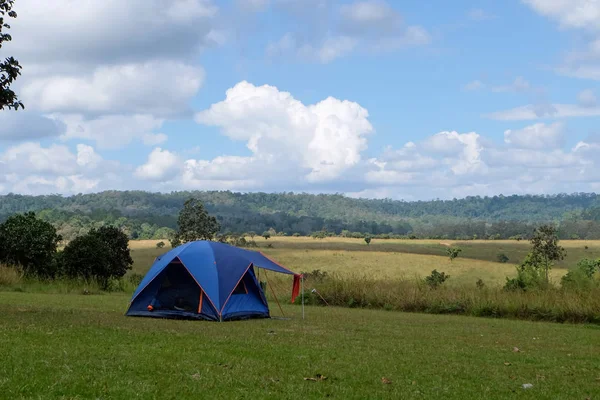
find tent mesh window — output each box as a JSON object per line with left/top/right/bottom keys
{"left": 232, "top": 280, "right": 248, "bottom": 295}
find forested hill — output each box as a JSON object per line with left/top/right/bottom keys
{"left": 1, "top": 191, "right": 600, "bottom": 240}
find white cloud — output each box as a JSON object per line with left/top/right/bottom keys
{"left": 2, "top": 142, "right": 78, "bottom": 176}
{"left": 578, "top": 89, "right": 598, "bottom": 107}
{"left": 21, "top": 61, "right": 204, "bottom": 117}
{"left": 0, "top": 142, "right": 123, "bottom": 194}
{"left": 266, "top": 0, "right": 429, "bottom": 63}
{"left": 195, "top": 81, "right": 373, "bottom": 182}
{"left": 485, "top": 103, "right": 600, "bottom": 120}
{"left": 464, "top": 80, "right": 485, "bottom": 91}
{"left": 135, "top": 148, "right": 182, "bottom": 182}
{"left": 54, "top": 114, "right": 166, "bottom": 150}
{"left": 522, "top": 0, "right": 600, "bottom": 31}
{"left": 504, "top": 122, "right": 565, "bottom": 149}
{"left": 523, "top": 1, "right": 600, "bottom": 81}
{"left": 7, "top": 0, "right": 219, "bottom": 65}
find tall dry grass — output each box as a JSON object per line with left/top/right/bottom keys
{"left": 0, "top": 264, "right": 140, "bottom": 295}
{"left": 295, "top": 273, "right": 600, "bottom": 324}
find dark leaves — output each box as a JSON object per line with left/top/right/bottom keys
{"left": 0, "top": 0, "right": 22, "bottom": 110}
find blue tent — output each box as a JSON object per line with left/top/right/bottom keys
{"left": 126, "top": 240, "right": 298, "bottom": 321}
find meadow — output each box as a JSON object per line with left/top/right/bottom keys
{"left": 130, "top": 237, "right": 600, "bottom": 284}
{"left": 1, "top": 291, "right": 599, "bottom": 399}
{"left": 2, "top": 237, "right": 600, "bottom": 398}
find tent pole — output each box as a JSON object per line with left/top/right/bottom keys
{"left": 301, "top": 275, "right": 304, "bottom": 320}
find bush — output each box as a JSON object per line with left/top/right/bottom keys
{"left": 561, "top": 258, "right": 600, "bottom": 291}
{"left": 504, "top": 264, "right": 546, "bottom": 292}
{"left": 476, "top": 278, "right": 485, "bottom": 289}
{"left": 496, "top": 253, "right": 509, "bottom": 263}
{"left": 60, "top": 226, "right": 133, "bottom": 290}
{"left": 425, "top": 270, "right": 449, "bottom": 289}
{"left": 156, "top": 241, "right": 165, "bottom": 249}
{"left": 0, "top": 212, "right": 62, "bottom": 278}
{"left": 447, "top": 247, "right": 462, "bottom": 262}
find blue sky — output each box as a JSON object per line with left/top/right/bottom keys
{"left": 1, "top": 0, "right": 600, "bottom": 199}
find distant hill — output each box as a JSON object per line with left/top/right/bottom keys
{"left": 1, "top": 191, "right": 600, "bottom": 240}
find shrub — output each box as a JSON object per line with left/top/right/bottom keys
{"left": 0, "top": 212, "right": 62, "bottom": 278}
{"left": 476, "top": 278, "right": 485, "bottom": 289}
{"left": 561, "top": 258, "right": 600, "bottom": 291}
{"left": 364, "top": 236, "right": 372, "bottom": 245}
{"left": 292, "top": 233, "right": 301, "bottom": 237}
{"left": 262, "top": 231, "right": 271, "bottom": 240}
{"left": 61, "top": 226, "right": 133, "bottom": 290}
{"left": 447, "top": 247, "right": 462, "bottom": 262}
{"left": 503, "top": 258, "right": 547, "bottom": 292}
{"left": 156, "top": 241, "right": 165, "bottom": 249}
{"left": 496, "top": 253, "right": 509, "bottom": 263}
{"left": 61, "top": 234, "right": 113, "bottom": 288}
{"left": 425, "top": 270, "right": 449, "bottom": 289}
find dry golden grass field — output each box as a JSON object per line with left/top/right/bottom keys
{"left": 129, "top": 237, "right": 600, "bottom": 286}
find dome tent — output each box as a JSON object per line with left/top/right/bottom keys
{"left": 126, "top": 240, "right": 300, "bottom": 321}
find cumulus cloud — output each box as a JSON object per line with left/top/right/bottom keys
{"left": 7, "top": 0, "right": 219, "bottom": 65}
{"left": 135, "top": 148, "right": 182, "bottom": 182}
{"left": 0, "top": 142, "right": 124, "bottom": 194}
{"left": 361, "top": 125, "right": 599, "bottom": 199}
{"left": 21, "top": 61, "right": 205, "bottom": 117}
{"left": 195, "top": 81, "right": 373, "bottom": 182}
{"left": 504, "top": 122, "right": 565, "bottom": 149}
{"left": 1, "top": 0, "right": 218, "bottom": 156}
{"left": 53, "top": 114, "right": 166, "bottom": 150}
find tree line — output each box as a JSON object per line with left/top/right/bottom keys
{"left": 2, "top": 191, "right": 600, "bottom": 240}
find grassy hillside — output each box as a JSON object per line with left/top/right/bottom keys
{"left": 1, "top": 291, "right": 599, "bottom": 399}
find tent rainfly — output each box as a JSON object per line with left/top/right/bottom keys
{"left": 126, "top": 240, "right": 301, "bottom": 321}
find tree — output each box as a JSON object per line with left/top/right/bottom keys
{"left": 61, "top": 226, "right": 133, "bottom": 289}
{"left": 262, "top": 231, "right": 271, "bottom": 240}
{"left": 530, "top": 225, "right": 566, "bottom": 282}
{"left": 247, "top": 231, "right": 256, "bottom": 239}
{"left": 447, "top": 247, "right": 462, "bottom": 262}
{"left": 364, "top": 236, "right": 372, "bottom": 245}
{"left": 0, "top": 212, "right": 61, "bottom": 277}
{"left": 174, "top": 198, "right": 220, "bottom": 243}
{"left": 0, "top": 0, "right": 24, "bottom": 110}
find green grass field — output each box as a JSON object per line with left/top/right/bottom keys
{"left": 1, "top": 291, "right": 599, "bottom": 399}
{"left": 2, "top": 238, "right": 600, "bottom": 398}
